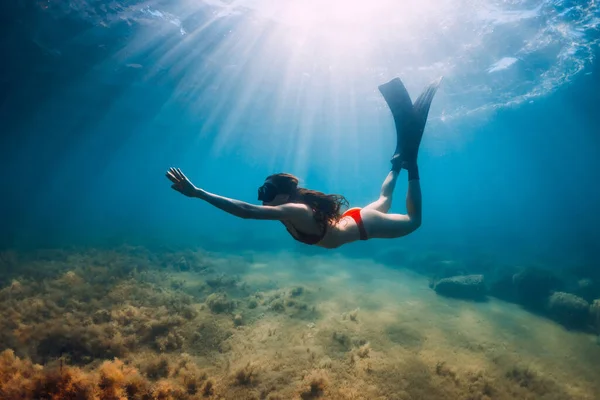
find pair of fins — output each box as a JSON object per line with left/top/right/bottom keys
{"left": 378, "top": 76, "right": 442, "bottom": 171}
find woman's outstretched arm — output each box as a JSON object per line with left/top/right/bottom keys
{"left": 166, "top": 167, "right": 307, "bottom": 220}
{"left": 194, "top": 189, "right": 307, "bottom": 220}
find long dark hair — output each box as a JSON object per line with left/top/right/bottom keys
{"left": 266, "top": 173, "right": 349, "bottom": 227}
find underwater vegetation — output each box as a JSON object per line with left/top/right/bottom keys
{"left": 0, "top": 246, "right": 599, "bottom": 399}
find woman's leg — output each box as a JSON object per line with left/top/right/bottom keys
{"left": 360, "top": 178, "right": 422, "bottom": 239}
{"left": 363, "top": 170, "right": 399, "bottom": 213}
{"left": 353, "top": 77, "right": 438, "bottom": 241}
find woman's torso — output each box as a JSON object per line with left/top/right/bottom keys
{"left": 282, "top": 206, "right": 361, "bottom": 249}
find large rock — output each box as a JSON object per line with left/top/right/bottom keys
{"left": 433, "top": 275, "right": 486, "bottom": 300}
{"left": 512, "top": 267, "right": 564, "bottom": 310}
{"left": 547, "top": 292, "right": 589, "bottom": 329}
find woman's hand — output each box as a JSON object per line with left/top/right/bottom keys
{"left": 166, "top": 167, "right": 199, "bottom": 198}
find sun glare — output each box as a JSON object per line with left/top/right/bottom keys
{"left": 281, "top": 0, "right": 390, "bottom": 27}
{"left": 235, "top": 0, "right": 442, "bottom": 51}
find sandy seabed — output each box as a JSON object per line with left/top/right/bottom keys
{"left": 0, "top": 246, "right": 599, "bottom": 400}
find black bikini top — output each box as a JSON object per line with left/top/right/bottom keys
{"left": 283, "top": 222, "right": 327, "bottom": 245}
{"left": 282, "top": 205, "right": 327, "bottom": 245}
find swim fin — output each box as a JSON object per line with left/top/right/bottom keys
{"left": 378, "top": 77, "right": 442, "bottom": 172}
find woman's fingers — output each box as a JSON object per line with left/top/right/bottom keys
{"left": 166, "top": 170, "right": 179, "bottom": 184}
{"left": 167, "top": 167, "right": 186, "bottom": 182}
{"left": 172, "top": 167, "right": 185, "bottom": 181}
{"left": 166, "top": 167, "right": 193, "bottom": 192}
{"left": 175, "top": 168, "right": 188, "bottom": 181}
{"left": 176, "top": 168, "right": 188, "bottom": 182}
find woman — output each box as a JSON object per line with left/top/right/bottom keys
{"left": 166, "top": 77, "right": 441, "bottom": 249}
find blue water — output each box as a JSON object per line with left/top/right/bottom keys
{"left": 1, "top": 0, "right": 599, "bottom": 268}
{"left": 2, "top": 2, "right": 600, "bottom": 398}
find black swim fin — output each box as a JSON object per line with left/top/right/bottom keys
{"left": 378, "top": 77, "right": 442, "bottom": 171}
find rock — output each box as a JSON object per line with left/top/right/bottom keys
{"left": 433, "top": 275, "right": 486, "bottom": 300}
{"left": 512, "top": 267, "right": 564, "bottom": 310}
{"left": 547, "top": 292, "right": 589, "bottom": 329}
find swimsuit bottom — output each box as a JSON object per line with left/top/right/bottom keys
{"left": 342, "top": 207, "right": 368, "bottom": 240}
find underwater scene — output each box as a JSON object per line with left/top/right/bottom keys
{"left": 1, "top": 0, "right": 600, "bottom": 399}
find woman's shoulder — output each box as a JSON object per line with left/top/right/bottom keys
{"left": 282, "top": 202, "right": 315, "bottom": 219}
{"left": 287, "top": 200, "right": 312, "bottom": 210}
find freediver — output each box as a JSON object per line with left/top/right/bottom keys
{"left": 166, "top": 77, "right": 442, "bottom": 249}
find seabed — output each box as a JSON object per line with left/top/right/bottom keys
{"left": 0, "top": 246, "right": 599, "bottom": 399}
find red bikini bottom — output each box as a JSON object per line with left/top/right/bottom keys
{"left": 342, "top": 207, "right": 368, "bottom": 240}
